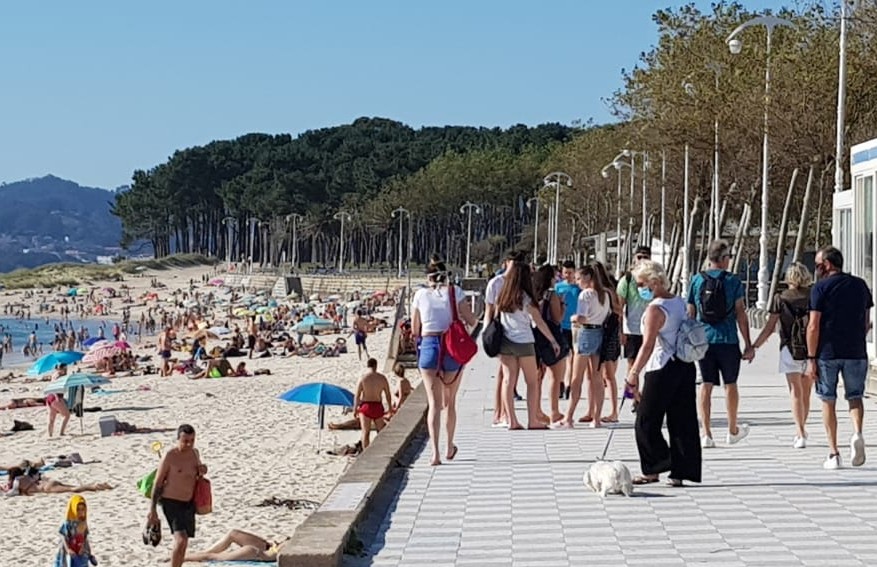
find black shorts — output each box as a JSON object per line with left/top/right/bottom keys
{"left": 247, "top": 335, "right": 256, "bottom": 350}
{"left": 161, "top": 498, "right": 195, "bottom": 537}
{"left": 561, "top": 329, "right": 573, "bottom": 352}
{"left": 698, "top": 344, "right": 742, "bottom": 386}
{"left": 623, "top": 334, "right": 643, "bottom": 361}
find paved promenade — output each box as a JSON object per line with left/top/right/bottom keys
{"left": 346, "top": 334, "right": 877, "bottom": 567}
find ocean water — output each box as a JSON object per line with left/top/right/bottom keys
{"left": 0, "top": 317, "right": 119, "bottom": 369}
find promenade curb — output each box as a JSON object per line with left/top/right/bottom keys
{"left": 277, "top": 384, "right": 427, "bottom": 567}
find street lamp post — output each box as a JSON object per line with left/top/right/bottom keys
{"left": 460, "top": 201, "right": 481, "bottom": 278}
{"left": 835, "top": 0, "right": 851, "bottom": 193}
{"left": 727, "top": 14, "right": 795, "bottom": 309}
{"left": 543, "top": 172, "right": 573, "bottom": 265}
{"left": 391, "top": 207, "right": 411, "bottom": 279}
{"left": 285, "top": 213, "right": 303, "bottom": 271}
{"left": 333, "top": 211, "right": 352, "bottom": 274}
{"left": 682, "top": 144, "right": 691, "bottom": 296}
{"left": 527, "top": 196, "right": 540, "bottom": 263}
{"left": 602, "top": 151, "right": 630, "bottom": 278}
{"left": 221, "top": 216, "right": 237, "bottom": 273}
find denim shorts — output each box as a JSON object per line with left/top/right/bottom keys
{"left": 576, "top": 327, "right": 603, "bottom": 356}
{"left": 816, "top": 358, "right": 868, "bottom": 402}
{"left": 417, "top": 335, "right": 461, "bottom": 372}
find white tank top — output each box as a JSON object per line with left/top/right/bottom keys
{"left": 642, "top": 296, "right": 687, "bottom": 372}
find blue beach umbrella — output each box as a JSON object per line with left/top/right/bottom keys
{"left": 28, "top": 351, "right": 85, "bottom": 375}
{"left": 43, "top": 372, "right": 111, "bottom": 393}
{"left": 82, "top": 337, "right": 106, "bottom": 348}
{"left": 279, "top": 382, "right": 355, "bottom": 452}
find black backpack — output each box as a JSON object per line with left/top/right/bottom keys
{"left": 699, "top": 271, "right": 732, "bottom": 325}
{"left": 781, "top": 298, "right": 809, "bottom": 361}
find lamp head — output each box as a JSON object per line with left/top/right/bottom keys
{"left": 601, "top": 170, "right": 610, "bottom": 179}
{"left": 622, "top": 149, "right": 631, "bottom": 157}
{"left": 728, "top": 38, "right": 743, "bottom": 54}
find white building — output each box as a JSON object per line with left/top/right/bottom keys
{"left": 833, "top": 137, "right": 877, "bottom": 391}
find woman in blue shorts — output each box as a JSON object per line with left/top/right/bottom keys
{"left": 411, "top": 257, "right": 477, "bottom": 466}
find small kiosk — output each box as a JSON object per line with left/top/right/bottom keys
{"left": 833, "top": 137, "right": 877, "bottom": 391}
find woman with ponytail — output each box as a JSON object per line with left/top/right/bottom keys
{"left": 411, "top": 257, "right": 477, "bottom": 465}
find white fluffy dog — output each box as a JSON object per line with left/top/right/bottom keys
{"left": 584, "top": 460, "right": 634, "bottom": 497}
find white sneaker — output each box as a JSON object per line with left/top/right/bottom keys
{"left": 491, "top": 421, "right": 509, "bottom": 429}
{"left": 548, "top": 421, "right": 572, "bottom": 430}
{"left": 727, "top": 424, "right": 750, "bottom": 445}
{"left": 701, "top": 435, "right": 715, "bottom": 449}
{"left": 851, "top": 433, "right": 866, "bottom": 467}
{"left": 824, "top": 453, "right": 842, "bottom": 470}
{"left": 793, "top": 436, "right": 807, "bottom": 449}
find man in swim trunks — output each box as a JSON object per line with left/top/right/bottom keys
{"left": 147, "top": 424, "right": 208, "bottom": 567}
{"left": 157, "top": 327, "right": 175, "bottom": 377}
{"left": 352, "top": 312, "right": 370, "bottom": 360}
{"left": 354, "top": 358, "right": 391, "bottom": 449}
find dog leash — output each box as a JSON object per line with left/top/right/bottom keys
{"left": 597, "top": 394, "right": 628, "bottom": 461}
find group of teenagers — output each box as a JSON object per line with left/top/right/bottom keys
{"left": 410, "top": 239, "right": 874, "bottom": 482}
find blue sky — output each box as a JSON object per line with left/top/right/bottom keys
{"left": 0, "top": 0, "right": 789, "bottom": 190}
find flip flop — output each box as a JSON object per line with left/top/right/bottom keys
{"left": 601, "top": 416, "right": 619, "bottom": 423}
{"left": 666, "top": 478, "right": 684, "bottom": 487}
{"left": 577, "top": 415, "right": 594, "bottom": 423}
{"left": 632, "top": 475, "right": 659, "bottom": 485}
{"left": 446, "top": 445, "right": 458, "bottom": 461}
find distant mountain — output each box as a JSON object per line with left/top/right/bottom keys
{"left": 0, "top": 175, "right": 124, "bottom": 272}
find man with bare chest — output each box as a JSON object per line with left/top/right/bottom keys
{"left": 157, "top": 327, "right": 175, "bottom": 377}
{"left": 352, "top": 311, "right": 370, "bottom": 360}
{"left": 354, "top": 358, "right": 392, "bottom": 449}
{"left": 147, "top": 424, "right": 207, "bottom": 567}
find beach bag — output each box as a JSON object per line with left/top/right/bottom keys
{"left": 194, "top": 478, "right": 213, "bottom": 515}
{"left": 481, "top": 316, "right": 503, "bottom": 358}
{"left": 535, "top": 291, "right": 570, "bottom": 366}
{"left": 698, "top": 271, "right": 731, "bottom": 325}
{"left": 599, "top": 295, "right": 622, "bottom": 365}
{"left": 781, "top": 298, "right": 809, "bottom": 361}
{"left": 675, "top": 319, "right": 709, "bottom": 363}
{"left": 442, "top": 285, "right": 477, "bottom": 365}
{"left": 137, "top": 469, "right": 157, "bottom": 498}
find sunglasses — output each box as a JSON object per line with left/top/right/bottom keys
{"left": 635, "top": 255, "right": 649, "bottom": 260}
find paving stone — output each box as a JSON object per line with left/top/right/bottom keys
{"left": 343, "top": 340, "right": 877, "bottom": 566}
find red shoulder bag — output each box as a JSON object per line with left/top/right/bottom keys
{"left": 442, "top": 285, "right": 478, "bottom": 366}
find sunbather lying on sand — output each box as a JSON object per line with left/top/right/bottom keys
{"left": 4, "top": 467, "right": 113, "bottom": 496}
{"left": 1, "top": 458, "right": 46, "bottom": 472}
{"left": 0, "top": 397, "right": 45, "bottom": 410}
{"left": 162, "top": 529, "right": 288, "bottom": 563}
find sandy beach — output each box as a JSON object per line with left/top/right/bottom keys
{"left": 0, "top": 266, "right": 400, "bottom": 567}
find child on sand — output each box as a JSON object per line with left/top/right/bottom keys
{"left": 354, "top": 358, "right": 391, "bottom": 449}
{"left": 392, "top": 363, "right": 412, "bottom": 414}
{"left": 55, "top": 495, "right": 98, "bottom": 567}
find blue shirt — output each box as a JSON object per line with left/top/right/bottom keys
{"left": 554, "top": 281, "right": 580, "bottom": 331}
{"left": 687, "top": 269, "right": 744, "bottom": 344}
{"left": 811, "top": 273, "right": 873, "bottom": 360}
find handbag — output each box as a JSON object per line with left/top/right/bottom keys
{"left": 194, "top": 477, "right": 213, "bottom": 515}
{"left": 481, "top": 316, "right": 503, "bottom": 358}
{"left": 599, "top": 294, "right": 622, "bottom": 366}
{"left": 441, "top": 285, "right": 478, "bottom": 365}
{"left": 534, "top": 291, "right": 570, "bottom": 366}
{"left": 136, "top": 469, "right": 157, "bottom": 498}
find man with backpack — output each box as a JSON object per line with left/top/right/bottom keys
{"left": 805, "top": 246, "right": 873, "bottom": 470}
{"left": 687, "top": 240, "right": 754, "bottom": 449}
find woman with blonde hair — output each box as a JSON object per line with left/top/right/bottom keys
{"left": 552, "top": 264, "right": 611, "bottom": 429}
{"left": 752, "top": 261, "right": 813, "bottom": 448}
{"left": 494, "top": 261, "right": 560, "bottom": 430}
{"left": 411, "top": 257, "right": 477, "bottom": 465}
{"left": 625, "top": 260, "right": 701, "bottom": 487}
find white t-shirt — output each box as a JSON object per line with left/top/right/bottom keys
{"left": 485, "top": 274, "right": 505, "bottom": 305}
{"left": 500, "top": 295, "right": 535, "bottom": 344}
{"left": 576, "top": 289, "right": 610, "bottom": 325}
{"left": 412, "top": 285, "right": 466, "bottom": 334}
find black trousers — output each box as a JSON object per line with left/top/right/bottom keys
{"left": 635, "top": 358, "right": 702, "bottom": 482}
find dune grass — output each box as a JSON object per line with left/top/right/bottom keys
{"left": 0, "top": 254, "right": 216, "bottom": 290}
